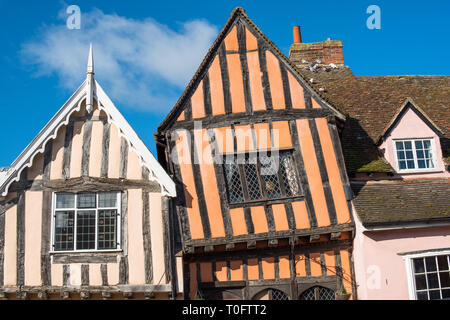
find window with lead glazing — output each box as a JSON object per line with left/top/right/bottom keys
{"left": 411, "top": 254, "right": 450, "bottom": 300}
{"left": 223, "top": 150, "right": 301, "bottom": 204}
{"left": 53, "top": 192, "right": 121, "bottom": 252}
{"left": 394, "top": 139, "right": 435, "bottom": 172}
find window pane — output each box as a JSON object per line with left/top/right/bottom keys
{"left": 223, "top": 161, "right": 244, "bottom": 204}
{"left": 438, "top": 256, "right": 449, "bottom": 271}
{"left": 423, "top": 140, "right": 431, "bottom": 148}
{"left": 260, "top": 154, "right": 281, "bottom": 199}
{"left": 416, "top": 150, "right": 424, "bottom": 159}
{"left": 442, "top": 289, "right": 450, "bottom": 299}
{"left": 416, "top": 291, "right": 428, "bottom": 300}
{"left": 98, "top": 210, "right": 117, "bottom": 250}
{"left": 414, "top": 258, "right": 425, "bottom": 273}
{"left": 397, "top": 151, "right": 405, "bottom": 160}
{"left": 399, "top": 161, "right": 407, "bottom": 170}
{"left": 76, "top": 210, "right": 96, "bottom": 250}
{"left": 415, "top": 140, "right": 423, "bottom": 149}
{"left": 440, "top": 272, "right": 450, "bottom": 288}
{"left": 429, "top": 290, "right": 441, "bottom": 300}
{"left": 77, "top": 193, "right": 96, "bottom": 208}
{"left": 396, "top": 141, "right": 404, "bottom": 150}
{"left": 418, "top": 160, "right": 426, "bottom": 168}
{"left": 407, "top": 160, "right": 415, "bottom": 169}
{"left": 405, "top": 151, "right": 414, "bottom": 160}
{"left": 54, "top": 211, "right": 74, "bottom": 251}
{"left": 244, "top": 161, "right": 262, "bottom": 200}
{"left": 98, "top": 193, "right": 117, "bottom": 208}
{"left": 280, "top": 152, "right": 300, "bottom": 197}
{"left": 426, "top": 159, "right": 434, "bottom": 169}
{"left": 427, "top": 273, "right": 439, "bottom": 289}
{"left": 415, "top": 274, "right": 427, "bottom": 290}
{"left": 404, "top": 141, "right": 412, "bottom": 149}
{"left": 56, "top": 193, "right": 75, "bottom": 209}
{"left": 426, "top": 257, "right": 437, "bottom": 272}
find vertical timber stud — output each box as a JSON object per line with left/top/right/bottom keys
{"left": 257, "top": 39, "right": 273, "bottom": 111}
{"left": 119, "top": 191, "right": 129, "bottom": 284}
{"left": 62, "top": 121, "right": 74, "bottom": 179}
{"left": 279, "top": 61, "right": 293, "bottom": 110}
{"left": 208, "top": 129, "right": 233, "bottom": 238}
{"left": 41, "top": 191, "right": 52, "bottom": 286}
{"left": 43, "top": 141, "right": 53, "bottom": 180}
{"left": 288, "top": 119, "right": 318, "bottom": 227}
{"left": 100, "top": 122, "right": 111, "bottom": 178}
{"left": 161, "top": 196, "right": 171, "bottom": 284}
{"left": 308, "top": 119, "right": 338, "bottom": 225}
{"left": 81, "top": 264, "right": 89, "bottom": 286}
{"left": 203, "top": 72, "right": 213, "bottom": 117}
{"left": 119, "top": 137, "right": 128, "bottom": 179}
{"left": 303, "top": 91, "right": 313, "bottom": 109}
{"left": 81, "top": 120, "right": 93, "bottom": 177}
{"left": 190, "top": 130, "right": 211, "bottom": 239}
{"left": 334, "top": 249, "right": 344, "bottom": 291}
{"left": 101, "top": 264, "right": 108, "bottom": 286}
{"left": 142, "top": 189, "right": 153, "bottom": 284}
{"left": 237, "top": 21, "right": 253, "bottom": 115}
{"left": 63, "top": 265, "right": 70, "bottom": 287}
{"left": 218, "top": 44, "right": 233, "bottom": 115}
{"left": 16, "top": 191, "right": 25, "bottom": 287}
{"left": 184, "top": 100, "right": 192, "bottom": 122}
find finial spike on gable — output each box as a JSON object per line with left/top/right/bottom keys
{"left": 86, "top": 43, "right": 94, "bottom": 113}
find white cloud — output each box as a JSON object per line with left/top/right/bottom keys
{"left": 21, "top": 8, "right": 218, "bottom": 112}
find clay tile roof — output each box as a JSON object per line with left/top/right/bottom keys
{"left": 352, "top": 179, "right": 450, "bottom": 227}
{"left": 295, "top": 66, "right": 450, "bottom": 172}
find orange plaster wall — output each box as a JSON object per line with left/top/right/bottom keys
{"left": 250, "top": 206, "right": 268, "bottom": 234}
{"left": 247, "top": 258, "right": 259, "bottom": 280}
{"left": 224, "top": 26, "right": 238, "bottom": 51}
{"left": 253, "top": 122, "right": 271, "bottom": 150}
{"left": 230, "top": 260, "right": 243, "bottom": 281}
{"left": 226, "top": 53, "right": 246, "bottom": 114}
{"left": 288, "top": 71, "right": 305, "bottom": 109}
{"left": 312, "top": 97, "right": 322, "bottom": 109}
{"left": 271, "top": 121, "right": 292, "bottom": 149}
{"left": 215, "top": 261, "right": 228, "bottom": 281}
{"left": 209, "top": 56, "right": 226, "bottom": 116}
{"left": 234, "top": 124, "right": 254, "bottom": 152}
{"left": 315, "top": 118, "right": 351, "bottom": 224}
{"left": 229, "top": 208, "right": 248, "bottom": 236}
{"left": 245, "top": 27, "right": 258, "bottom": 50}
{"left": 175, "top": 130, "right": 204, "bottom": 239}
{"left": 261, "top": 257, "right": 275, "bottom": 279}
{"left": 178, "top": 111, "right": 185, "bottom": 121}
{"left": 265, "top": 50, "right": 285, "bottom": 110}
{"left": 279, "top": 256, "right": 291, "bottom": 279}
{"left": 296, "top": 119, "right": 330, "bottom": 227}
{"left": 247, "top": 51, "right": 266, "bottom": 111}
{"left": 324, "top": 251, "right": 337, "bottom": 276}
{"left": 309, "top": 252, "right": 322, "bottom": 277}
{"left": 340, "top": 249, "right": 354, "bottom": 297}
{"left": 271, "top": 204, "right": 289, "bottom": 231}
{"left": 295, "top": 254, "right": 306, "bottom": 277}
{"left": 191, "top": 81, "right": 205, "bottom": 119}
{"left": 291, "top": 201, "right": 310, "bottom": 229}
{"left": 194, "top": 129, "right": 225, "bottom": 238}
{"left": 214, "top": 126, "right": 234, "bottom": 154}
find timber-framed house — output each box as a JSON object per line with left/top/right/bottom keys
{"left": 156, "top": 8, "right": 356, "bottom": 300}
{"left": 0, "top": 46, "right": 182, "bottom": 300}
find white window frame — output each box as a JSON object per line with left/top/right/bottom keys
{"left": 402, "top": 249, "right": 450, "bottom": 300}
{"left": 392, "top": 138, "right": 437, "bottom": 173}
{"left": 50, "top": 192, "right": 122, "bottom": 253}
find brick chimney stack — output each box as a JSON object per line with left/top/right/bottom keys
{"left": 293, "top": 26, "right": 302, "bottom": 43}
{"left": 289, "top": 27, "right": 344, "bottom": 66}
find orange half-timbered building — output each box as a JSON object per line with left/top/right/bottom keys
{"left": 157, "top": 8, "right": 356, "bottom": 300}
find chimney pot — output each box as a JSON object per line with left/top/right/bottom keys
{"left": 293, "top": 26, "right": 302, "bottom": 43}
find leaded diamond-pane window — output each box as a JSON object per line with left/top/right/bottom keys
{"left": 223, "top": 150, "right": 301, "bottom": 204}
{"left": 299, "top": 286, "right": 336, "bottom": 300}
{"left": 53, "top": 192, "right": 121, "bottom": 251}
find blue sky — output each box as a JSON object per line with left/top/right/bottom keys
{"left": 0, "top": 0, "right": 449, "bottom": 166}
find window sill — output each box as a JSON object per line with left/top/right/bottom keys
{"left": 50, "top": 250, "right": 123, "bottom": 264}
{"left": 228, "top": 195, "right": 304, "bottom": 209}
{"left": 396, "top": 169, "right": 443, "bottom": 174}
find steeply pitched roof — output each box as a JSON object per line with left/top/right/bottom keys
{"left": 0, "top": 46, "right": 176, "bottom": 197}
{"left": 294, "top": 65, "right": 450, "bottom": 172}
{"left": 352, "top": 179, "right": 450, "bottom": 227}
{"left": 157, "top": 7, "right": 345, "bottom": 133}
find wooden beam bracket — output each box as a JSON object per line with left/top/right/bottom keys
{"left": 80, "top": 291, "right": 90, "bottom": 299}
{"left": 60, "top": 291, "right": 70, "bottom": 299}
{"left": 247, "top": 240, "right": 256, "bottom": 249}
{"left": 268, "top": 239, "right": 278, "bottom": 247}
{"left": 38, "top": 290, "right": 49, "bottom": 300}
{"left": 330, "top": 232, "right": 341, "bottom": 240}
{"left": 102, "top": 291, "right": 112, "bottom": 299}
{"left": 225, "top": 243, "right": 235, "bottom": 251}
{"left": 309, "top": 234, "right": 321, "bottom": 243}
{"left": 144, "top": 291, "right": 155, "bottom": 299}
{"left": 123, "top": 291, "right": 133, "bottom": 299}
{"left": 204, "top": 245, "right": 214, "bottom": 253}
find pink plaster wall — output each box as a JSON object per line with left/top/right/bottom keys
{"left": 353, "top": 209, "right": 450, "bottom": 300}
{"left": 379, "top": 107, "right": 449, "bottom": 179}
